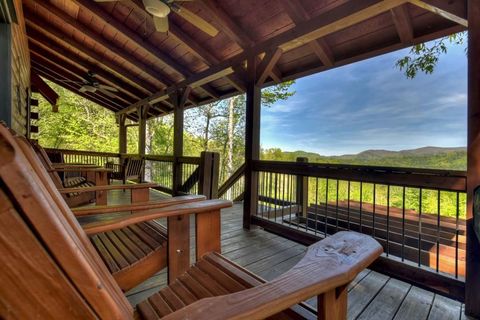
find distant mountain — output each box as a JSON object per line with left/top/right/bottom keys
{"left": 262, "top": 146, "right": 467, "bottom": 170}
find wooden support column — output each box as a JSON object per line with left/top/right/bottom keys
{"left": 171, "top": 87, "right": 190, "bottom": 196}
{"left": 243, "top": 55, "right": 261, "bottom": 229}
{"left": 296, "top": 157, "right": 309, "bottom": 218}
{"left": 198, "top": 151, "right": 220, "bottom": 199}
{"left": 0, "top": 24, "right": 12, "bottom": 126}
{"left": 118, "top": 114, "right": 127, "bottom": 154}
{"left": 466, "top": 0, "right": 480, "bottom": 317}
{"left": 137, "top": 104, "right": 149, "bottom": 156}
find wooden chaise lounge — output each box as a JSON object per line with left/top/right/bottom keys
{"left": 0, "top": 125, "right": 382, "bottom": 319}
{"left": 9, "top": 129, "right": 206, "bottom": 291}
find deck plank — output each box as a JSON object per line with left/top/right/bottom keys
{"left": 427, "top": 294, "right": 462, "bottom": 320}
{"left": 393, "top": 286, "right": 435, "bottom": 320}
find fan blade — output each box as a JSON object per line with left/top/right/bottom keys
{"left": 173, "top": 6, "right": 218, "bottom": 37}
{"left": 98, "top": 87, "right": 117, "bottom": 98}
{"left": 98, "top": 84, "right": 118, "bottom": 92}
{"left": 80, "top": 85, "right": 96, "bottom": 93}
{"left": 153, "top": 16, "right": 169, "bottom": 32}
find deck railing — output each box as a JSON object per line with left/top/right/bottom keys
{"left": 218, "top": 163, "right": 245, "bottom": 201}
{"left": 250, "top": 158, "right": 467, "bottom": 300}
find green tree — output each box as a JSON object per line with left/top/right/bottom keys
{"left": 396, "top": 32, "right": 465, "bottom": 78}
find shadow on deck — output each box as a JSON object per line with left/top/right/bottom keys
{"left": 78, "top": 188, "right": 470, "bottom": 320}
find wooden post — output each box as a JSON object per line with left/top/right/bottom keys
{"left": 466, "top": 0, "right": 480, "bottom": 317}
{"left": 171, "top": 88, "right": 190, "bottom": 196}
{"left": 243, "top": 55, "right": 261, "bottom": 229}
{"left": 296, "top": 157, "right": 309, "bottom": 218}
{"left": 0, "top": 24, "right": 12, "bottom": 127}
{"left": 137, "top": 104, "right": 149, "bottom": 156}
{"left": 198, "top": 151, "right": 220, "bottom": 199}
{"left": 118, "top": 114, "right": 127, "bottom": 154}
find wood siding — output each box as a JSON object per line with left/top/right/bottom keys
{"left": 10, "top": 0, "right": 30, "bottom": 135}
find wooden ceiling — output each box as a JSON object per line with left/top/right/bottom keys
{"left": 23, "top": 0, "right": 467, "bottom": 121}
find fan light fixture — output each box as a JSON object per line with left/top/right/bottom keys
{"left": 143, "top": 0, "right": 170, "bottom": 17}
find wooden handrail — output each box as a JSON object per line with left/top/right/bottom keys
{"left": 218, "top": 163, "right": 246, "bottom": 197}
{"left": 253, "top": 160, "right": 467, "bottom": 192}
{"left": 44, "top": 147, "right": 121, "bottom": 158}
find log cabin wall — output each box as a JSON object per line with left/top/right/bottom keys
{"left": 0, "top": 0, "right": 30, "bottom": 135}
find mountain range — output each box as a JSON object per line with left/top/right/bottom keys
{"left": 262, "top": 147, "right": 467, "bottom": 170}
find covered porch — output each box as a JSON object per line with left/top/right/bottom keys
{"left": 1, "top": 0, "right": 479, "bottom": 318}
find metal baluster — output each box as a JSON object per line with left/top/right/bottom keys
{"left": 455, "top": 192, "right": 459, "bottom": 278}
{"left": 387, "top": 185, "right": 390, "bottom": 257}
{"left": 347, "top": 181, "right": 351, "bottom": 230}
{"left": 325, "top": 178, "right": 329, "bottom": 237}
{"left": 359, "top": 182, "right": 363, "bottom": 233}
{"left": 436, "top": 189, "right": 441, "bottom": 272}
{"left": 418, "top": 188, "right": 423, "bottom": 267}
{"left": 372, "top": 184, "right": 376, "bottom": 239}
{"left": 335, "top": 180, "right": 339, "bottom": 232}
{"left": 402, "top": 187, "right": 406, "bottom": 262}
{"left": 314, "top": 177, "right": 319, "bottom": 236}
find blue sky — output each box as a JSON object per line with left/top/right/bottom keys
{"left": 261, "top": 41, "right": 467, "bottom": 156}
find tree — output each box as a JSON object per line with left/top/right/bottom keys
{"left": 395, "top": 32, "right": 466, "bottom": 78}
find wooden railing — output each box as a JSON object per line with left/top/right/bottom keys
{"left": 250, "top": 158, "right": 467, "bottom": 301}
{"left": 218, "top": 163, "right": 245, "bottom": 201}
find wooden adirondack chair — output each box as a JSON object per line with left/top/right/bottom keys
{"left": 0, "top": 124, "right": 382, "bottom": 319}
{"left": 25, "top": 138, "right": 157, "bottom": 207}
{"left": 107, "top": 156, "right": 145, "bottom": 184}
{"left": 8, "top": 130, "right": 206, "bottom": 291}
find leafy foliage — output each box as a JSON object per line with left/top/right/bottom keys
{"left": 396, "top": 32, "right": 466, "bottom": 78}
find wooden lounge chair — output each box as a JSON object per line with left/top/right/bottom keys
{"left": 25, "top": 137, "right": 156, "bottom": 207}
{"left": 9, "top": 129, "right": 207, "bottom": 291}
{"left": 107, "top": 156, "right": 145, "bottom": 184}
{"left": 0, "top": 125, "right": 382, "bottom": 319}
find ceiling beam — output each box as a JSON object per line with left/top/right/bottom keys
{"left": 279, "top": 0, "right": 335, "bottom": 67}
{"left": 133, "top": 0, "right": 416, "bottom": 109}
{"left": 25, "top": 16, "right": 158, "bottom": 94}
{"left": 279, "top": 0, "right": 408, "bottom": 52}
{"left": 408, "top": 0, "right": 468, "bottom": 27}
{"left": 30, "top": 51, "right": 134, "bottom": 106}
{"left": 27, "top": 35, "right": 146, "bottom": 101}
{"left": 31, "top": 72, "right": 59, "bottom": 108}
{"left": 73, "top": 0, "right": 192, "bottom": 78}
{"left": 29, "top": 0, "right": 172, "bottom": 88}
{"left": 256, "top": 48, "right": 283, "bottom": 86}
{"left": 391, "top": 5, "right": 414, "bottom": 44}
{"left": 32, "top": 65, "right": 135, "bottom": 118}
{"left": 199, "top": 0, "right": 254, "bottom": 48}
{"left": 31, "top": 60, "right": 127, "bottom": 111}
{"left": 124, "top": 0, "right": 244, "bottom": 96}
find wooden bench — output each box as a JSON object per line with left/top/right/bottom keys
{"left": 0, "top": 124, "right": 382, "bottom": 319}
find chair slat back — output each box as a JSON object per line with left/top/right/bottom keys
{"left": 125, "top": 157, "right": 144, "bottom": 179}
{"left": 29, "top": 141, "right": 65, "bottom": 189}
{"left": 0, "top": 126, "right": 132, "bottom": 319}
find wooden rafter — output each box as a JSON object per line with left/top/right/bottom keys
{"left": 124, "top": 0, "right": 243, "bottom": 96}
{"left": 139, "top": 0, "right": 409, "bottom": 106}
{"left": 32, "top": 65, "right": 131, "bottom": 117}
{"left": 279, "top": 0, "right": 335, "bottom": 67}
{"left": 29, "top": 0, "right": 172, "bottom": 88}
{"left": 31, "top": 60, "right": 126, "bottom": 111}
{"left": 408, "top": 0, "right": 468, "bottom": 27}
{"left": 279, "top": 0, "right": 408, "bottom": 52}
{"left": 27, "top": 36, "right": 146, "bottom": 101}
{"left": 200, "top": 0, "right": 254, "bottom": 48}
{"left": 30, "top": 51, "right": 135, "bottom": 106}
{"left": 391, "top": 5, "right": 414, "bottom": 44}
{"left": 24, "top": 17, "right": 157, "bottom": 94}
{"left": 73, "top": 0, "right": 192, "bottom": 78}
{"left": 30, "top": 72, "right": 59, "bottom": 108}
{"left": 256, "top": 48, "right": 283, "bottom": 86}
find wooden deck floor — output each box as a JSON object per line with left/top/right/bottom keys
{"left": 80, "top": 188, "right": 472, "bottom": 320}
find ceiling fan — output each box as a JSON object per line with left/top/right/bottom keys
{"left": 57, "top": 71, "right": 119, "bottom": 99}
{"left": 94, "top": 0, "right": 219, "bottom": 37}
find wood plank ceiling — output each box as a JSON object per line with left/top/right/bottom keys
{"left": 24, "top": 0, "right": 467, "bottom": 121}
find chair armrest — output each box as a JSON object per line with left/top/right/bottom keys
{"left": 50, "top": 167, "right": 113, "bottom": 173}
{"left": 51, "top": 163, "right": 101, "bottom": 169}
{"left": 72, "top": 195, "right": 206, "bottom": 216}
{"left": 82, "top": 199, "right": 232, "bottom": 235}
{"left": 57, "top": 182, "right": 158, "bottom": 194}
{"left": 162, "top": 232, "right": 383, "bottom": 320}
